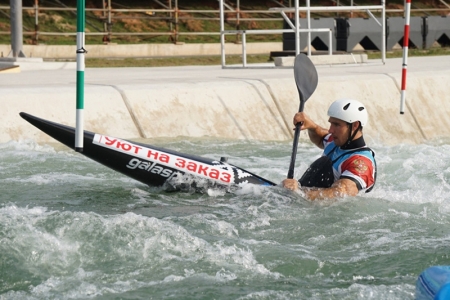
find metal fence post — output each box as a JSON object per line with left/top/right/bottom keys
{"left": 9, "top": 0, "right": 25, "bottom": 57}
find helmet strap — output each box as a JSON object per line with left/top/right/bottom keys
{"left": 345, "top": 122, "right": 362, "bottom": 147}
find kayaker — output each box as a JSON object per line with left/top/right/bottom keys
{"left": 282, "top": 98, "right": 377, "bottom": 200}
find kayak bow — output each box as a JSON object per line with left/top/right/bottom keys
{"left": 20, "top": 112, "right": 276, "bottom": 191}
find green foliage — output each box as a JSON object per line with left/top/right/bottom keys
{"left": 85, "top": 54, "right": 272, "bottom": 68}
{"left": 367, "top": 47, "right": 450, "bottom": 59}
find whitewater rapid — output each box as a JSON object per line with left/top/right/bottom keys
{"left": 1, "top": 138, "right": 450, "bottom": 299}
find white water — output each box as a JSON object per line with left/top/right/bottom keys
{"left": 1, "top": 138, "right": 450, "bottom": 299}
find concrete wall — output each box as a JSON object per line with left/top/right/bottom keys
{"left": 2, "top": 66, "right": 450, "bottom": 146}
{"left": 307, "top": 72, "right": 424, "bottom": 146}
{"left": 0, "top": 42, "right": 282, "bottom": 59}
{"left": 118, "top": 80, "right": 293, "bottom": 141}
{"left": 2, "top": 85, "right": 141, "bottom": 144}
{"left": 0, "top": 57, "right": 450, "bottom": 145}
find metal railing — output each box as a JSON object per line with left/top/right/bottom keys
{"left": 270, "top": 3, "right": 387, "bottom": 63}
{"left": 219, "top": 0, "right": 385, "bottom": 68}
{"left": 0, "top": 2, "right": 447, "bottom": 45}
{"left": 220, "top": 28, "right": 332, "bottom": 68}
{"left": 0, "top": 4, "right": 292, "bottom": 44}
{"left": 1, "top": 1, "right": 449, "bottom": 66}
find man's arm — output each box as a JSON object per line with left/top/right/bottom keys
{"left": 302, "top": 178, "right": 359, "bottom": 200}
{"left": 282, "top": 178, "right": 359, "bottom": 201}
{"left": 306, "top": 125, "right": 329, "bottom": 149}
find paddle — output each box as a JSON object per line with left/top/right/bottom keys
{"left": 287, "top": 54, "right": 319, "bottom": 179}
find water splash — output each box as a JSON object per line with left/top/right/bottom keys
{"left": 1, "top": 139, "right": 450, "bottom": 299}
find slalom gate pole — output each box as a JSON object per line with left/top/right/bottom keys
{"left": 75, "top": 0, "right": 86, "bottom": 152}
{"left": 400, "top": 0, "right": 411, "bottom": 115}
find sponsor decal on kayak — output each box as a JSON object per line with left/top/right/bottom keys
{"left": 93, "top": 134, "right": 235, "bottom": 184}
{"left": 126, "top": 158, "right": 175, "bottom": 177}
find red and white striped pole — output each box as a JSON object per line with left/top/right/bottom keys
{"left": 400, "top": 0, "right": 411, "bottom": 114}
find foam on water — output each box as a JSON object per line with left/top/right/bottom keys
{"left": 1, "top": 203, "right": 284, "bottom": 298}
{"left": 1, "top": 139, "right": 450, "bottom": 299}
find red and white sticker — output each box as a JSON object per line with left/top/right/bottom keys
{"left": 93, "top": 134, "right": 235, "bottom": 184}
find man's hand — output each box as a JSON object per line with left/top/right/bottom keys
{"left": 282, "top": 178, "right": 300, "bottom": 191}
{"left": 282, "top": 178, "right": 359, "bottom": 201}
{"left": 293, "top": 112, "right": 315, "bottom": 131}
{"left": 293, "top": 112, "right": 328, "bottom": 149}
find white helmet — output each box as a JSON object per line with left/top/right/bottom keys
{"left": 327, "top": 98, "right": 368, "bottom": 127}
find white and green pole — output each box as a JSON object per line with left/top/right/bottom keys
{"left": 75, "top": 0, "right": 86, "bottom": 152}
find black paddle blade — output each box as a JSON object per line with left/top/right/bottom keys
{"left": 294, "top": 54, "right": 318, "bottom": 111}
{"left": 287, "top": 54, "right": 319, "bottom": 179}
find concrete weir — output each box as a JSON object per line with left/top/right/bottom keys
{"left": 1, "top": 55, "right": 450, "bottom": 146}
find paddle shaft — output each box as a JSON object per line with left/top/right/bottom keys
{"left": 286, "top": 54, "right": 318, "bottom": 180}
{"left": 287, "top": 96, "right": 306, "bottom": 179}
